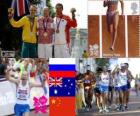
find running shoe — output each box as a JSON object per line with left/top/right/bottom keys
{"left": 104, "top": 108, "right": 109, "bottom": 113}
{"left": 125, "top": 105, "right": 129, "bottom": 110}
{"left": 99, "top": 109, "right": 103, "bottom": 113}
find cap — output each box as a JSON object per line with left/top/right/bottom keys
{"left": 120, "top": 63, "right": 126, "bottom": 67}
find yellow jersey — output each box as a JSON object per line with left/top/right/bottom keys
{"left": 9, "top": 16, "right": 37, "bottom": 43}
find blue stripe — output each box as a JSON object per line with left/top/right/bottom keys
{"left": 49, "top": 65, "right": 75, "bottom": 71}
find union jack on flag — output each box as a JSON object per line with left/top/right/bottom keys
{"left": 49, "top": 77, "right": 62, "bottom": 87}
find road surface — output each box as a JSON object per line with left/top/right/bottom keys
{"left": 78, "top": 90, "right": 140, "bottom": 116}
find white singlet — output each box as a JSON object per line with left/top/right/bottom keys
{"left": 16, "top": 80, "right": 30, "bottom": 104}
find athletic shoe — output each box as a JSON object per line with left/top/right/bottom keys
{"left": 115, "top": 105, "right": 119, "bottom": 111}
{"left": 99, "top": 109, "right": 103, "bottom": 113}
{"left": 120, "top": 105, "right": 125, "bottom": 111}
{"left": 104, "top": 109, "right": 109, "bottom": 113}
{"left": 125, "top": 105, "right": 129, "bottom": 110}
{"left": 86, "top": 108, "right": 90, "bottom": 112}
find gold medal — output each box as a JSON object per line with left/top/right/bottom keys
{"left": 56, "top": 29, "right": 59, "bottom": 33}
{"left": 43, "top": 32, "right": 47, "bottom": 37}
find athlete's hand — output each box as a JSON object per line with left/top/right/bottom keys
{"left": 70, "top": 8, "right": 76, "bottom": 20}
{"left": 8, "top": 8, "right": 14, "bottom": 19}
{"left": 42, "top": 77, "right": 46, "bottom": 87}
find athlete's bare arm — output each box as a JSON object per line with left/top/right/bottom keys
{"left": 128, "top": 70, "right": 134, "bottom": 80}
{"left": 112, "top": 65, "right": 119, "bottom": 76}
{"left": 30, "top": 79, "right": 46, "bottom": 88}
{"left": 120, "top": 0, "right": 124, "bottom": 15}
{"left": 6, "top": 68, "right": 19, "bottom": 85}
{"left": 103, "top": 0, "right": 108, "bottom": 7}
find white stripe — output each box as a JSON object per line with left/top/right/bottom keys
{"left": 23, "top": 0, "right": 25, "bottom": 14}
{"left": 49, "top": 58, "right": 76, "bottom": 64}
{"left": 11, "top": 0, "right": 16, "bottom": 8}
{"left": 17, "top": 0, "right": 20, "bottom": 16}
{"left": 125, "top": 15, "right": 128, "bottom": 57}
{"left": 99, "top": 15, "right": 102, "bottom": 58}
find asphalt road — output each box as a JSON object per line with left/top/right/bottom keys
{"left": 78, "top": 90, "right": 140, "bottom": 116}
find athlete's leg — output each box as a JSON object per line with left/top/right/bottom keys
{"left": 126, "top": 82, "right": 131, "bottom": 108}
{"left": 104, "top": 92, "right": 109, "bottom": 112}
{"left": 119, "top": 90, "right": 123, "bottom": 105}
{"left": 38, "top": 44, "right": 45, "bottom": 58}
{"left": 115, "top": 90, "right": 120, "bottom": 110}
{"left": 110, "top": 87, "right": 114, "bottom": 106}
{"left": 106, "top": 12, "right": 114, "bottom": 50}
{"left": 135, "top": 84, "right": 138, "bottom": 96}
{"left": 126, "top": 89, "right": 130, "bottom": 108}
{"left": 101, "top": 93, "right": 105, "bottom": 110}
{"left": 111, "top": 11, "right": 119, "bottom": 50}
{"left": 24, "top": 112, "right": 29, "bottom": 116}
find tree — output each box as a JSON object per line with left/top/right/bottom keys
{"left": 29, "top": 0, "right": 41, "bottom": 4}
{"left": 46, "top": 0, "right": 55, "bottom": 18}
{"left": 95, "top": 58, "right": 109, "bottom": 68}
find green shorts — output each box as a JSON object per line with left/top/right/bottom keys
{"left": 21, "top": 42, "right": 37, "bottom": 58}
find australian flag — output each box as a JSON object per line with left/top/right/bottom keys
{"left": 49, "top": 58, "right": 76, "bottom": 116}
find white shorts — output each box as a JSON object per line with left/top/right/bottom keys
{"left": 38, "top": 43, "right": 52, "bottom": 58}
{"left": 54, "top": 44, "right": 70, "bottom": 58}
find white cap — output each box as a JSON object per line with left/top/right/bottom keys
{"left": 120, "top": 63, "right": 125, "bottom": 67}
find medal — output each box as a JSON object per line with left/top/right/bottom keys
{"left": 28, "top": 15, "right": 35, "bottom": 37}
{"left": 43, "top": 32, "right": 47, "bottom": 37}
{"left": 56, "top": 16, "right": 62, "bottom": 34}
{"left": 56, "top": 29, "right": 59, "bottom": 33}
{"left": 43, "top": 18, "right": 49, "bottom": 37}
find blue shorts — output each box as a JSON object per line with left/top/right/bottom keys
{"left": 14, "top": 104, "right": 30, "bottom": 116}
{"left": 99, "top": 85, "right": 109, "bottom": 93}
{"left": 115, "top": 85, "right": 128, "bottom": 91}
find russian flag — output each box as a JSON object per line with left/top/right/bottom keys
{"left": 49, "top": 58, "right": 76, "bottom": 116}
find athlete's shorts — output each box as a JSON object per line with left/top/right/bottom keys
{"left": 107, "top": 10, "right": 119, "bottom": 25}
{"left": 127, "top": 81, "right": 131, "bottom": 89}
{"left": 94, "top": 86, "right": 101, "bottom": 94}
{"left": 109, "top": 86, "right": 114, "bottom": 92}
{"left": 21, "top": 42, "right": 37, "bottom": 58}
{"left": 115, "top": 85, "right": 128, "bottom": 91}
{"left": 38, "top": 43, "right": 52, "bottom": 58}
{"left": 54, "top": 44, "right": 70, "bottom": 58}
{"left": 14, "top": 104, "right": 30, "bottom": 116}
{"left": 99, "top": 85, "right": 109, "bottom": 93}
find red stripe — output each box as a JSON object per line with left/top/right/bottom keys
{"left": 18, "top": 0, "right": 24, "bottom": 16}
{"left": 49, "top": 71, "right": 76, "bottom": 78}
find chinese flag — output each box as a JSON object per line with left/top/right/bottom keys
{"left": 50, "top": 97, "right": 75, "bottom": 116}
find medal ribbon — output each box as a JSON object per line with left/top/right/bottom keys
{"left": 56, "top": 16, "right": 62, "bottom": 31}
{"left": 43, "top": 18, "right": 48, "bottom": 32}
{"left": 28, "top": 16, "right": 35, "bottom": 33}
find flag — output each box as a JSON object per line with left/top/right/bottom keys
{"left": 49, "top": 58, "right": 76, "bottom": 116}
{"left": 50, "top": 97, "right": 75, "bottom": 116}
{"left": 11, "top": 0, "right": 30, "bottom": 17}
